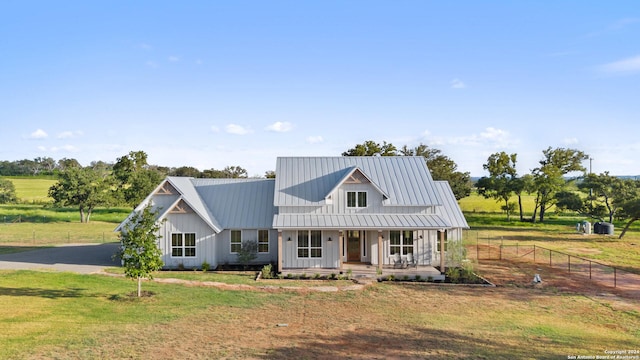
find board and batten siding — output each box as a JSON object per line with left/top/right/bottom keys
{"left": 160, "top": 212, "right": 217, "bottom": 269}
{"left": 280, "top": 230, "right": 340, "bottom": 269}
{"left": 215, "top": 229, "right": 278, "bottom": 265}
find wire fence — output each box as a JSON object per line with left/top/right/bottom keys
{"left": 468, "top": 237, "right": 640, "bottom": 297}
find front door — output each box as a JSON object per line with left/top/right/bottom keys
{"left": 347, "top": 230, "right": 361, "bottom": 262}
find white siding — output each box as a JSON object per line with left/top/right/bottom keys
{"left": 216, "top": 229, "right": 278, "bottom": 265}
{"left": 280, "top": 230, "right": 340, "bottom": 269}
{"left": 160, "top": 212, "right": 217, "bottom": 269}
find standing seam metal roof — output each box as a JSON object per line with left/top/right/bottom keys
{"left": 274, "top": 157, "right": 442, "bottom": 206}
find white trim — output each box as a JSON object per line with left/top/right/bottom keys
{"left": 296, "top": 230, "right": 323, "bottom": 259}
{"left": 230, "top": 229, "right": 242, "bottom": 254}
{"left": 170, "top": 232, "right": 197, "bottom": 258}
{"left": 346, "top": 190, "right": 368, "bottom": 209}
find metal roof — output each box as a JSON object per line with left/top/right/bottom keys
{"left": 190, "top": 178, "right": 276, "bottom": 229}
{"left": 273, "top": 214, "right": 450, "bottom": 229}
{"left": 434, "top": 181, "right": 469, "bottom": 229}
{"left": 274, "top": 157, "right": 442, "bottom": 206}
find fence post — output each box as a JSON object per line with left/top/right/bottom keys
{"left": 516, "top": 242, "right": 519, "bottom": 256}
{"left": 568, "top": 255, "right": 571, "bottom": 273}
{"left": 533, "top": 245, "right": 536, "bottom": 263}
{"left": 614, "top": 267, "right": 617, "bottom": 288}
{"left": 589, "top": 261, "right": 592, "bottom": 279}
{"left": 476, "top": 233, "right": 479, "bottom": 260}
{"left": 549, "top": 250, "right": 552, "bottom": 268}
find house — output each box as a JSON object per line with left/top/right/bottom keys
{"left": 116, "top": 156, "right": 469, "bottom": 276}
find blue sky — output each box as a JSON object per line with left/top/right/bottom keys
{"left": 1, "top": 1, "right": 639, "bottom": 177}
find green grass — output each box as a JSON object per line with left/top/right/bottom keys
{"left": 0, "top": 270, "right": 293, "bottom": 359}
{"left": 0, "top": 270, "right": 637, "bottom": 359}
{"left": 6, "top": 177, "right": 57, "bottom": 204}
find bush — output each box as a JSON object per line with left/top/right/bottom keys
{"left": 201, "top": 261, "right": 210, "bottom": 272}
{"left": 261, "top": 264, "right": 274, "bottom": 279}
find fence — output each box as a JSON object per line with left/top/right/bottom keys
{"left": 469, "top": 236, "right": 639, "bottom": 296}
{"left": 0, "top": 218, "right": 120, "bottom": 246}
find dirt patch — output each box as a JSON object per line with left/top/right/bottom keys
{"left": 565, "top": 247, "right": 602, "bottom": 255}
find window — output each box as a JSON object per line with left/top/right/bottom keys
{"left": 347, "top": 191, "right": 367, "bottom": 208}
{"left": 171, "top": 233, "right": 196, "bottom": 257}
{"left": 297, "top": 230, "right": 322, "bottom": 258}
{"left": 230, "top": 230, "right": 242, "bottom": 253}
{"left": 258, "top": 230, "right": 269, "bottom": 253}
{"left": 437, "top": 230, "right": 448, "bottom": 252}
{"left": 389, "top": 230, "right": 414, "bottom": 255}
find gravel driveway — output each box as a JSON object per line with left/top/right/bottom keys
{"left": 0, "top": 243, "right": 120, "bottom": 274}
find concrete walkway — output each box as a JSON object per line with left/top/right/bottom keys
{"left": 0, "top": 243, "right": 120, "bottom": 274}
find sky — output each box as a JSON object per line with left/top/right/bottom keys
{"left": 1, "top": 1, "right": 639, "bottom": 177}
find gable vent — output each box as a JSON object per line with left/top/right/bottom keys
{"left": 344, "top": 169, "right": 371, "bottom": 184}
{"left": 156, "top": 181, "right": 178, "bottom": 195}
{"left": 170, "top": 199, "right": 194, "bottom": 214}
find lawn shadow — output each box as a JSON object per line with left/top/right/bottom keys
{"left": 259, "top": 327, "right": 564, "bottom": 359}
{"left": 0, "top": 286, "right": 90, "bottom": 299}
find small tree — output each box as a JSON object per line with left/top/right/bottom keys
{"left": 237, "top": 239, "right": 258, "bottom": 269}
{"left": 0, "top": 178, "right": 17, "bottom": 204}
{"left": 117, "top": 205, "right": 163, "bottom": 297}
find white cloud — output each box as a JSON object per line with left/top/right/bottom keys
{"left": 29, "top": 129, "right": 48, "bottom": 139}
{"left": 225, "top": 124, "right": 252, "bottom": 135}
{"left": 306, "top": 136, "right": 324, "bottom": 144}
{"left": 598, "top": 55, "right": 640, "bottom": 75}
{"left": 266, "top": 121, "right": 293, "bottom": 132}
{"left": 450, "top": 78, "right": 467, "bottom": 89}
{"left": 39, "top": 145, "right": 79, "bottom": 152}
{"left": 57, "top": 130, "right": 83, "bottom": 139}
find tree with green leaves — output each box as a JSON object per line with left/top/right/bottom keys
{"left": 48, "top": 166, "right": 110, "bottom": 223}
{"left": 578, "top": 172, "right": 640, "bottom": 223}
{"left": 400, "top": 144, "right": 472, "bottom": 200}
{"left": 529, "top": 147, "right": 587, "bottom": 223}
{"left": 342, "top": 140, "right": 397, "bottom": 156}
{"left": 476, "top": 152, "right": 518, "bottom": 221}
{"left": 116, "top": 205, "right": 163, "bottom": 297}
{"left": 0, "top": 178, "right": 17, "bottom": 204}
{"left": 618, "top": 199, "right": 640, "bottom": 239}
{"left": 113, "top": 151, "right": 163, "bottom": 208}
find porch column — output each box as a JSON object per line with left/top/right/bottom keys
{"left": 338, "top": 230, "right": 343, "bottom": 271}
{"left": 377, "top": 230, "right": 383, "bottom": 272}
{"left": 277, "top": 230, "right": 283, "bottom": 273}
{"left": 439, "top": 228, "right": 445, "bottom": 274}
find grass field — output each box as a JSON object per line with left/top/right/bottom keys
{"left": 6, "top": 177, "right": 57, "bottom": 203}
{"left": 0, "top": 269, "right": 637, "bottom": 359}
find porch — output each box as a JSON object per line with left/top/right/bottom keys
{"left": 281, "top": 262, "right": 445, "bottom": 281}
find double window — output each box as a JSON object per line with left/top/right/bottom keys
{"left": 347, "top": 191, "right": 367, "bottom": 208}
{"left": 231, "top": 229, "right": 269, "bottom": 254}
{"left": 171, "top": 233, "right": 196, "bottom": 257}
{"left": 297, "top": 230, "right": 322, "bottom": 258}
{"left": 389, "top": 230, "right": 414, "bottom": 255}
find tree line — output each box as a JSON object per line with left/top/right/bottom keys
{"left": 2, "top": 143, "right": 640, "bottom": 238}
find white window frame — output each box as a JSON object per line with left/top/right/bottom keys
{"left": 230, "top": 230, "right": 242, "bottom": 254}
{"left": 171, "top": 232, "right": 196, "bottom": 258}
{"left": 436, "top": 230, "right": 448, "bottom": 253}
{"left": 297, "top": 230, "right": 322, "bottom": 258}
{"left": 258, "top": 229, "right": 269, "bottom": 253}
{"left": 389, "top": 230, "right": 414, "bottom": 255}
{"left": 346, "top": 191, "right": 367, "bottom": 208}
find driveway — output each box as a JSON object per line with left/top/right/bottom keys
{"left": 0, "top": 243, "right": 121, "bottom": 274}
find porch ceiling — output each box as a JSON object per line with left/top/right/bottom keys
{"left": 273, "top": 213, "right": 450, "bottom": 229}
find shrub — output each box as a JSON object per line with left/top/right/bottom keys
{"left": 201, "top": 261, "right": 210, "bottom": 272}
{"left": 446, "top": 267, "right": 461, "bottom": 283}
{"left": 261, "top": 264, "right": 274, "bottom": 279}
{"left": 415, "top": 275, "right": 422, "bottom": 281}
{"left": 237, "top": 240, "right": 258, "bottom": 269}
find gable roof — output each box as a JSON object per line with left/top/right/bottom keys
{"left": 434, "top": 181, "right": 469, "bottom": 229}
{"left": 274, "top": 156, "right": 442, "bottom": 206}
{"left": 324, "top": 166, "right": 389, "bottom": 201}
{"left": 190, "top": 178, "right": 276, "bottom": 229}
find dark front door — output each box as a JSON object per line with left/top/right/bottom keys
{"left": 347, "top": 230, "right": 361, "bottom": 262}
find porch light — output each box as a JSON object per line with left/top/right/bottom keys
{"left": 328, "top": 237, "right": 332, "bottom": 241}
{"left": 287, "top": 237, "right": 291, "bottom": 241}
